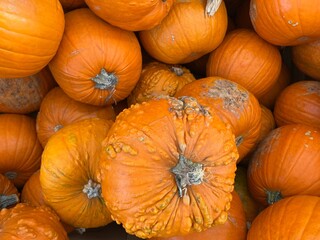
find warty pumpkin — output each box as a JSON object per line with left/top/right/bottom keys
{"left": 49, "top": 8, "right": 142, "bottom": 106}
{"left": 0, "top": 174, "right": 19, "bottom": 210}
{"left": 0, "top": 0, "right": 65, "bottom": 78}
{"left": 99, "top": 96, "right": 239, "bottom": 238}
{"left": 40, "top": 118, "right": 114, "bottom": 228}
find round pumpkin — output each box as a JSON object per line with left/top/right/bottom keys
{"left": 249, "top": 0, "right": 320, "bottom": 46}
{"left": 247, "top": 124, "right": 320, "bottom": 206}
{"left": 100, "top": 96, "right": 239, "bottom": 238}
{"left": 127, "top": 62, "right": 196, "bottom": 106}
{"left": 0, "top": 203, "right": 68, "bottom": 240}
{"left": 175, "top": 77, "right": 261, "bottom": 162}
{"left": 36, "top": 87, "right": 116, "bottom": 147}
{"left": 0, "top": 0, "right": 65, "bottom": 78}
{"left": 49, "top": 8, "right": 142, "bottom": 106}
{"left": 206, "top": 28, "right": 282, "bottom": 99}
{"left": 40, "top": 118, "right": 114, "bottom": 228}
{"left": 0, "top": 114, "right": 43, "bottom": 188}
{"left": 247, "top": 195, "right": 320, "bottom": 239}
{"left": 273, "top": 81, "right": 320, "bottom": 128}
{"left": 139, "top": 0, "right": 228, "bottom": 64}
{"left": 0, "top": 174, "right": 19, "bottom": 210}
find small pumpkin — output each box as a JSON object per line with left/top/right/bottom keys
{"left": 0, "top": 174, "right": 19, "bottom": 210}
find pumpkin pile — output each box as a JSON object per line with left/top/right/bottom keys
{"left": 0, "top": 0, "right": 320, "bottom": 239}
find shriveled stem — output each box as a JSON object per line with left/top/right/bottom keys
{"left": 266, "top": 190, "right": 282, "bottom": 205}
{"left": 4, "top": 171, "right": 17, "bottom": 180}
{"left": 235, "top": 135, "right": 244, "bottom": 147}
{"left": 83, "top": 179, "right": 101, "bottom": 199}
{"left": 0, "top": 194, "right": 19, "bottom": 209}
{"left": 206, "top": 0, "right": 223, "bottom": 16}
{"left": 170, "top": 66, "right": 184, "bottom": 76}
{"left": 91, "top": 68, "right": 118, "bottom": 90}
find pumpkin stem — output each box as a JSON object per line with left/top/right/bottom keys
{"left": 54, "top": 124, "right": 63, "bottom": 132}
{"left": 0, "top": 194, "right": 19, "bottom": 209}
{"left": 206, "top": 0, "right": 222, "bottom": 16}
{"left": 92, "top": 68, "right": 118, "bottom": 90}
{"left": 170, "top": 66, "right": 184, "bottom": 76}
{"left": 82, "top": 179, "right": 101, "bottom": 199}
{"left": 266, "top": 190, "right": 282, "bottom": 205}
{"left": 4, "top": 171, "right": 17, "bottom": 180}
{"left": 171, "top": 155, "right": 204, "bottom": 198}
{"left": 235, "top": 135, "right": 244, "bottom": 147}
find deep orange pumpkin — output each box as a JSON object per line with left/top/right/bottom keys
{"left": 0, "top": 0, "right": 65, "bottom": 78}
{"left": 49, "top": 8, "right": 142, "bottom": 106}
{"left": 0, "top": 174, "right": 19, "bottom": 210}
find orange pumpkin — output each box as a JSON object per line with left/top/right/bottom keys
{"left": 139, "top": 0, "right": 228, "bottom": 64}
{"left": 0, "top": 174, "right": 19, "bottom": 209}
{"left": 0, "top": 114, "right": 43, "bottom": 188}
{"left": 127, "top": 62, "right": 196, "bottom": 106}
{"left": 100, "top": 96, "right": 238, "bottom": 238}
{"left": 36, "top": 87, "right": 116, "bottom": 147}
{"left": 49, "top": 8, "right": 142, "bottom": 106}
{"left": 206, "top": 28, "right": 282, "bottom": 99}
{"left": 273, "top": 81, "right": 320, "bottom": 128}
{"left": 257, "top": 105, "right": 276, "bottom": 143}
{"left": 0, "top": 0, "right": 65, "bottom": 78}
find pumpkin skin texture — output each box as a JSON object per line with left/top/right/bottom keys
{"left": 247, "top": 195, "right": 320, "bottom": 240}
{"left": 273, "top": 81, "right": 320, "bottom": 128}
{"left": 175, "top": 77, "right": 261, "bottom": 162}
{"left": 206, "top": 28, "right": 282, "bottom": 99}
{"left": 127, "top": 62, "right": 196, "bottom": 106}
{"left": 0, "top": 114, "right": 43, "bottom": 188}
{"left": 257, "top": 105, "right": 276, "bottom": 143}
{"left": 40, "top": 118, "right": 114, "bottom": 228}
{"left": 150, "top": 191, "right": 247, "bottom": 240}
{"left": 0, "top": 0, "right": 65, "bottom": 78}
{"left": 36, "top": 87, "right": 116, "bottom": 148}
{"left": 249, "top": 0, "right": 320, "bottom": 46}
{"left": 139, "top": 0, "right": 228, "bottom": 64}
{"left": 0, "top": 203, "right": 68, "bottom": 240}
{"left": 84, "top": 0, "right": 174, "bottom": 31}
{"left": 0, "top": 67, "right": 57, "bottom": 114}
{"left": 49, "top": 8, "right": 142, "bottom": 106}
{"left": 100, "top": 96, "right": 239, "bottom": 238}
{"left": 0, "top": 174, "right": 19, "bottom": 210}
{"left": 247, "top": 124, "right": 320, "bottom": 206}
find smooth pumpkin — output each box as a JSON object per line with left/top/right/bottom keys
{"left": 0, "top": 174, "right": 19, "bottom": 210}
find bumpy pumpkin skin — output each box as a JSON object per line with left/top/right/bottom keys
{"left": 175, "top": 77, "right": 261, "bottom": 162}
{"left": 250, "top": 0, "right": 320, "bottom": 46}
{"left": 127, "top": 62, "right": 196, "bottom": 106}
{"left": 49, "top": 8, "right": 142, "bottom": 106}
{"left": 247, "top": 195, "right": 320, "bottom": 240}
{"left": 100, "top": 96, "right": 239, "bottom": 238}
{"left": 40, "top": 118, "right": 114, "bottom": 228}
{"left": 0, "top": 174, "right": 19, "bottom": 210}
{"left": 0, "top": 114, "right": 43, "bottom": 188}
{"left": 0, "top": 203, "right": 68, "bottom": 240}
{"left": 248, "top": 124, "right": 320, "bottom": 206}
{"left": 0, "top": 0, "right": 65, "bottom": 78}
{"left": 36, "top": 87, "right": 116, "bottom": 148}
{"left": 139, "top": 0, "right": 228, "bottom": 64}
{"left": 273, "top": 81, "right": 320, "bottom": 128}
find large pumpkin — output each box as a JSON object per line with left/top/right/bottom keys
{"left": 0, "top": 114, "right": 43, "bottom": 188}
{"left": 49, "top": 8, "right": 142, "bottom": 106}
{"left": 175, "top": 77, "right": 261, "bottom": 162}
{"left": 249, "top": 0, "right": 320, "bottom": 46}
{"left": 100, "top": 96, "right": 239, "bottom": 238}
{"left": 206, "top": 28, "right": 282, "bottom": 99}
{"left": 247, "top": 124, "right": 320, "bottom": 206}
{"left": 0, "top": 174, "right": 19, "bottom": 210}
{"left": 0, "top": 0, "right": 65, "bottom": 78}
{"left": 40, "top": 118, "right": 114, "bottom": 228}
{"left": 139, "top": 0, "right": 228, "bottom": 64}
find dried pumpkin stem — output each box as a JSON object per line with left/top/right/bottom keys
{"left": 91, "top": 68, "right": 118, "bottom": 91}
{"left": 83, "top": 179, "right": 101, "bottom": 199}
{"left": 235, "top": 135, "right": 244, "bottom": 147}
{"left": 4, "top": 171, "right": 17, "bottom": 180}
{"left": 171, "top": 155, "right": 204, "bottom": 197}
{"left": 170, "top": 66, "right": 184, "bottom": 76}
{"left": 0, "top": 194, "right": 19, "bottom": 209}
{"left": 206, "top": 0, "right": 222, "bottom": 16}
{"left": 266, "top": 190, "right": 282, "bottom": 205}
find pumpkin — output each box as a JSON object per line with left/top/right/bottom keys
{"left": 36, "top": 87, "right": 116, "bottom": 147}
{"left": 175, "top": 77, "right": 261, "bottom": 162}
{"left": 84, "top": 0, "right": 174, "bottom": 31}
{"left": 0, "top": 174, "right": 19, "bottom": 209}
{"left": 247, "top": 124, "right": 320, "bottom": 206}
{"left": 139, "top": 0, "right": 228, "bottom": 64}
{"left": 206, "top": 28, "right": 282, "bottom": 99}
{"left": 0, "top": 67, "right": 57, "bottom": 114}
{"left": 150, "top": 191, "right": 247, "bottom": 240}
{"left": 100, "top": 96, "right": 238, "bottom": 238}
{"left": 249, "top": 0, "right": 320, "bottom": 46}
{"left": 40, "top": 118, "right": 114, "bottom": 228}
{"left": 247, "top": 195, "right": 320, "bottom": 239}
{"left": 59, "top": 0, "right": 86, "bottom": 12}
{"left": 127, "top": 62, "right": 196, "bottom": 106}
{"left": 0, "top": 114, "right": 43, "bottom": 188}
{"left": 291, "top": 39, "right": 320, "bottom": 81}
{"left": 273, "top": 81, "right": 320, "bottom": 128}
{"left": 49, "top": 8, "right": 142, "bottom": 106}
{"left": 0, "top": 203, "right": 68, "bottom": 239}
{"left": 257, "top": 105, "right": 276, "bottom": 143}
{"left": 0, "top": 0, "right": 65, "bottom": 78}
